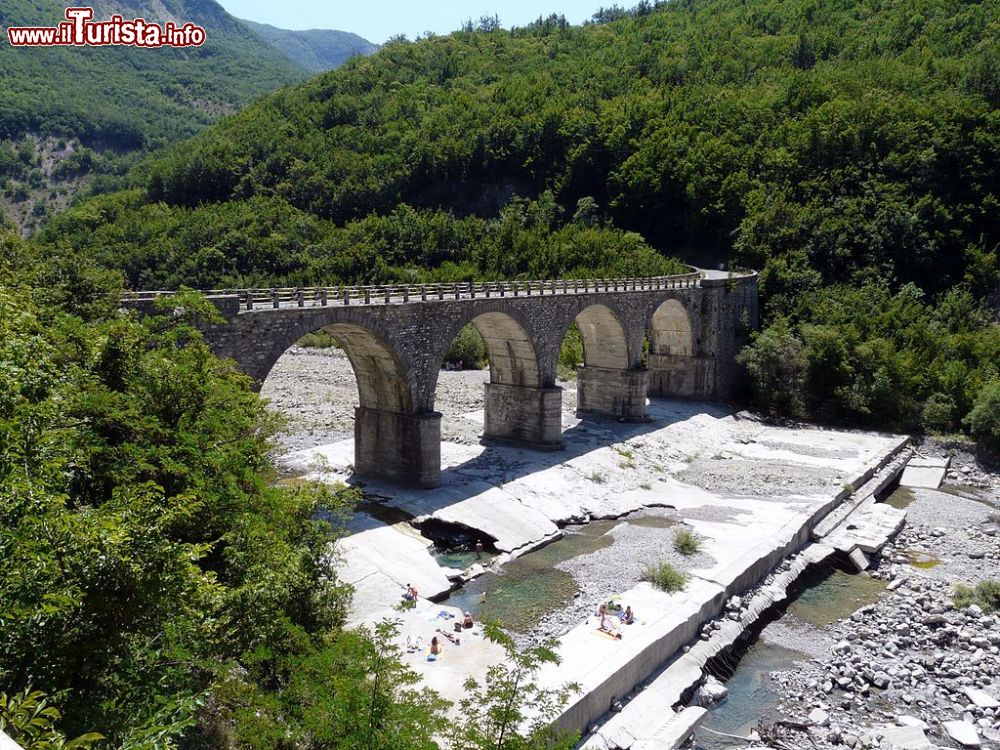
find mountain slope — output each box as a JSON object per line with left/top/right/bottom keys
{"left": 36, "top": 0, "right": 1000, "bottom": 435}
{"left": 0, "top": 0, "right": 307, "bottom": 231}
{"left": 243, "top": 20, "right": 377, "bottom": 73}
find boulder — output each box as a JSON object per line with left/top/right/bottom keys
{"left": 943, "top": 720, "right": 981, "bottom": 748}
{"left": 963, "top": 686, "right": 1000, "bottom": 709}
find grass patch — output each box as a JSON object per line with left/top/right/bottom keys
{"left": 639, "top": 482, "right": 653, "bottom": 490}
{"left": 953, "top": 579, "right": 1000, "bottom": 611}
{"left": 673, "top": 528, "right": 701, "bottom": 556}
{"left": 588, "top": 472, "right": 606, "bottom": 484}
{"left": 615, "top": 447, "right": 634, "bottom": 460}
{"left": 642, "top": 561, "right": 687, "bottom": 593}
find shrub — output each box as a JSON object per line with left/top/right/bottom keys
{"left": 965, "top": 382, "right": 1000, "bottom": 454}
{"left": 642, "top": 562, "right": 687, "bottom": 593}
{"left": 954, "top": 580, "right": 1000, "bottom": 611}
{"left": 558, "top": 323, "right": 583, "bottom": 380}
{"left": 297, "top": 329, "right": 339, "bottom": 348}
{"left": 444, "top": 323, "right": 487, "bottom": 369}
{"left": 673, "top": 529, "right": 701, "bottom": 556}
{"left": 737, "top": 318, "right": 807, "bottom": 418}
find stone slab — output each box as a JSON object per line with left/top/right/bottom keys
{"left": 899, "top": 465, "right": 946, "bottom": 489}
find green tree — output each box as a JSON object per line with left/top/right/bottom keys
{"left": 965, "top": 381, "right": 1000, "bottom": 455}
{"left": 450, "top": 623, "right": 578, "bottom": 750}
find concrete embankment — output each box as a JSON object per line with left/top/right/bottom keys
{"left": 539, "top": 438, "right": 910, "bottom": 743}
{"left": 575, "top": 449, "right": 912, "bottom": 749}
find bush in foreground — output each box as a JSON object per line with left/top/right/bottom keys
{"left": 673, "top": 529, "right": 701, "bottom": 556}
{"left": 643, "top": 562, "right": 688, "bottom": 593}
{"left": 954, "top": 580, "right": 1000, "bottom": 612}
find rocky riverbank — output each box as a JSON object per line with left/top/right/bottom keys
{"left": 719, "top": 453, "right": 1000, "bottom": 750}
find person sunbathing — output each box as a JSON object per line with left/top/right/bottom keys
{"left": 427, "top": 636, "right": 442, "bottom": 661}
{"left": 598, "top": 604, "right": 623, "bottom": 639}
{"left": 620, "top": 606, "right": 635, "bottom": 625}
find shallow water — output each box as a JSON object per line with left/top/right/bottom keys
{"left": 885, "top": 486, "right": 915, "bottom": 509}
{"left": 695, "top": 639, "right": 809, "bottom": 748}
{"left": 441, "top": 520, "right": 618, "bottom": 632}
{"left": 904, "top": 549, "right": 941, "bottom": 568}
{"left": 787, "top": 567, "right": 886, "bottom": 627}
{"left": 695, "top": 566, "right": 889, "bottom": 747}
{"left": 432, "top": 547, "right": 495, "bottom": 570}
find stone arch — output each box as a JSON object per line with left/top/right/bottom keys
{"left": 317, "top": 322, "right": 412, "bottom": 413}
{"left": 647, "top": 297, "right": 705, "bottom": 399}
{"left": 649, "top": 299, "right": 694, "bottom": 357}
{"left": 470, "top": 311, "right": 542, "bottom": 388}
{"left": 573, "top": 303, "right": 629, "bottom": 370}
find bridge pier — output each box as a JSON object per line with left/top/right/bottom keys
{"left": 354, "top": 407, "right": 442, "bottom": 488}
{"left": 483, "top": 383, "right": 565, "bottom": 450}
{"left": 647, "top": 353, "right": 717, "bottom": 399}
{"left": 576, "top": 366, "right": 649, "bottom": 422}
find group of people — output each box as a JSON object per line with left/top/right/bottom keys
{"left": 401, "top": 583, "right": 476, "bottom": 661}
{"left": 597, "top": 602, "right": 636, "bottom": 639}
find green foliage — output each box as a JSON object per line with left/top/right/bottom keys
{"left": 739, "top": 284, "right": 1000, "bottom": 432}
{"left": 0, "top": 260, "right": 361, "bottom": 746}
{"left": 297, "top": 330, "right": 339, "bottom": 348}
{"left": 0, "top": 689, "right": 102, "bottom": 750}
{"left": 0, "top": 0, "right": 305, "bottom": 151}
{"left": 445, "top": 324, "right": 488, "bottom": 369}
{"left": 737, "top": 318, "right": 807, "bottom": 418}
{"left": 642, "top": 562, "right": 687, "bottom": 593}
{"left": 965, "top": 381, "right": 1000, "bottom": 454}
{"left": 953, "top": 580, "right": 1000, "bottom": 612}
{"left": 558, "top": 323, "right": 584, "bottom": 380}
{"left": 449, "top": 622, "right": 578, "bottom": 750}
{"left": 231, "top": 620, "right": 448, "bottom": 750}
{"left": 672, "top": 529, "right": 701, "bottom": 556}
{"left": 243, "top": 21, "right": 377, "bottom": 74}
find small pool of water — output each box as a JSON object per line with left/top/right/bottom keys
{"left": 694, "top": 565, "right": 891, "bottom": 747}
{"left": 884, "top": 486, "right": 915, "bottom": 509}
{"left": 787, "top": 568, "right": 886, "bottom": 627}
{"left": 904, "top": 549, "right": 941, "bottom": 568}
{"left": 695, "top": 638, "right": 809, "bottom": 748}
{"left": 441, "top": 520, "right": 617, "bottom": 632}
{"left": 433, "top": 547, "right": 495, "bottom": 570}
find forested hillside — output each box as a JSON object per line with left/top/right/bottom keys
{"left": 0, "top": 0, "right": 308, "bottom": 231}
{"left": 33, "top": 0, "right": 1000, "bottom": 434}
{"left": 243, "top": 20, "right": 377, "bottom": 73}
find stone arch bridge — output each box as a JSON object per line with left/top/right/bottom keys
{"left": 126, "top": 270, "right": 757, "bottom": 487}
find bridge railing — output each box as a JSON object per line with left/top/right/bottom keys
{"left": 121, "top": 271, "right": 707, "bottom": 311}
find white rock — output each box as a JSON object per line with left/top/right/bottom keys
{"left": 896, "top": 715, "right": 929, "bottom": 730}
{"left": 943, "top": 720, "right": 982, "bottom": 747}
{"left": 808, "top": 707, "right": 830, "bottom": 727}
{"left": 963, "top": 686, "right": 1000, "bottom": 709}
{"left": 879, "top": 724, "right": 933, "bottom": 750}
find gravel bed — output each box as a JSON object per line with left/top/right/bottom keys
{"left": 712, "top": 464, "right": 1000, "bottom": 750}
{"left": 521, "top": 509, "right": 716, "bottom": 644}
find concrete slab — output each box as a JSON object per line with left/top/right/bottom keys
{"left": 335, "top": 523, "right": 454, "bottom": 619}
{"left": 899, "top": 454, "right": 949, "bottom": 489}
{"left": 879, "top": 723, "right": 934, "bottom": 750}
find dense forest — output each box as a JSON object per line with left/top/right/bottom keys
{"left": 34, "top": 0, "right": 1000, "bottom": 436}
{"left": 242, "top": 20, "right": 378, "bottom": 73}
{"left": 0, "top": 0, "right": 318, "bottom": 232}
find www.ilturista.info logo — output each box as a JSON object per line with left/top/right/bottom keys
{"left": 6, "top": 7, "right": 206, "bottom": 47}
